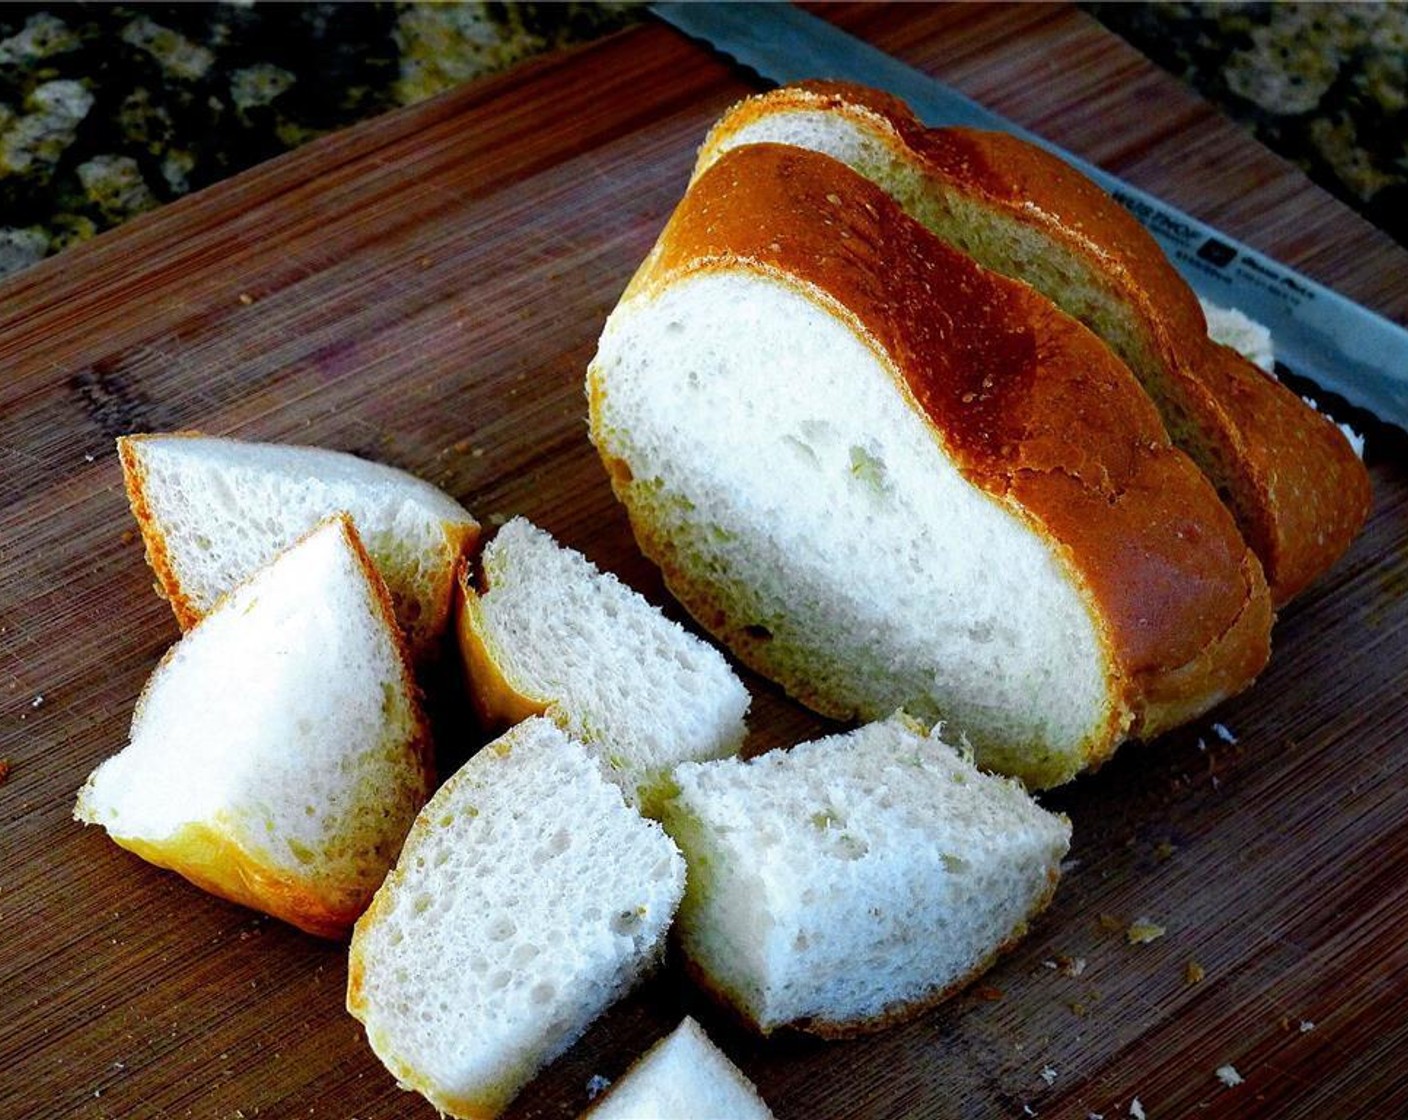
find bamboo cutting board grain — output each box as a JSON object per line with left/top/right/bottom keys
{"left": 3, "top": 5, "right": 1408, "bottom": 1118}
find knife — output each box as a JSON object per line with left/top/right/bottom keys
{"left": 652, "top": 1, "right": 1408, "bottom": 433}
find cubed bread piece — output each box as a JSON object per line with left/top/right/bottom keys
{"left": 75, "top": 515, "right": 434, "bottom": 938}
{"left": 660, "top": 715, "right": 1071, "bottom": 1037}
{"left": 347, "top": 717, "right": 686, "bottom": 1119}
{"left": 119, "top": 432, "right": 479, "bottom": 659}
{"left": 457, "top": 517, "right": 749, "bottom": 815}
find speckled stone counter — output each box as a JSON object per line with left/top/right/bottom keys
{"left": 1082, "top": 2, "right": 1408, "bottom": 249}
{"left": 0, "top": 2, "right": 639, "bottom": 276}
{"left": 1, "top": 2, "right": 1404, "bottom": 279}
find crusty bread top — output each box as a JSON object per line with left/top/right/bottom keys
{"left": 627, "top": 143, "right": 1272, "bottom": 743}
{"left": 695, "top": 81, "right": 1371, "bottom": 605}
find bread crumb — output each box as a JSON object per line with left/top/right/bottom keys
{"left": 0, "top": 760, "right": 10, "bottom": 786}
{"left": 450, "top": 438, "right": 473, "bottom": 455}
{"left": 585, "top": 1073, "right": 611, "bottom": 1100}
{"left": 1212, "top": 722, "right": 1237, "bottom": 744}
{"left": 1060, "top": 955, "right": 1086, "bottom": 978}
{"left": 1185, "top": 960, "right": 1205, "bottom": 984}
{"left": 1041, "top": 1066, "right": 1057, "bottom": 1085}
{"left": 30, "top": 694, "right": 44, "bottom": 709}
{"left": 1300, "top": 1020, "right": 1316, "bottom": 1032}
{"left": 1129, "top": 1098, "right": 1146, "bottom": 1119}
{"left": 1215, "top": 1064, "right": 1243, "bottom": 1087}
{"left": 1126, "top": 919, "right": 1165, "bottom": 945}
{"left": 238, "top": 292, "right": 254, "bottom": 306}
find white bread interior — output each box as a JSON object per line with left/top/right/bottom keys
{"left": 74, "top": 515, "right": 434, "bottom": 938}
{"left": 457, "top": 516, "right": 750, "bottom": 815}
{"left": 659, "top": 715, "right": 1071, "bottom": 1037}
{"left": 592, "top": 269, "right": 1111, "bottom": 786}
{"left": 584, "top": 1016, "right": 774, "bottom": 1119}
{"left": 346, "top": 717, "right": 686, "bottom": 1120}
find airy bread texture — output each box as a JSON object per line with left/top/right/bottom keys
{"left": 118, "top": 432, "right": 480, "bottom": 659}
{"left": 456, "top": 517, "right": 749, "bottom": 815}
{"left": 346, "top": 717, "right": 686, "bottom": 1120}
{"left": 589, "top": 142, "right": 1271, "bottom": 788}
{"left": 584, "top": 1017, "right": 774, "bottom": 1119}
{"left": 74, "top": 515, "right": 434, "bottom": 939}
{"left": 695, "top": 81, "right": 1370, "bottom": 606}
{"left": 659, "top": 715, "right": 1072, "bottom": 1037}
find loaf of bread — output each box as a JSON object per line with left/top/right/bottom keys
{"left": 583, "top": 1017, "right": 774, "bottom": 1119}
{"left": 589, "top": 141, "right": 1272, "bottom": 788}
{"left": 694, "top": 81, "right": 1371, "bottom": 605}
{"left": 658, "top": 715, "right": 1072, "bottom": 1037}
{"left": 456, "top": 517, "right": 750, "bottom": 815}
{"left": 346, "top": 717, "right": 686, "bottom": 1119}
{"left": 119, "top": 432, "right": 480, "bottom": 659}
{"left": 74, "top": 515, "right": 434, "bottom": 939}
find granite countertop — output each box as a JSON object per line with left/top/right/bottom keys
{"left": 1, "top": 1, "right": 1405, "bottom": 280}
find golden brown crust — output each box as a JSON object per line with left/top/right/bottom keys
{"left": 118, "top": 431, "right": 206, "bottom": 630}
{"left": 697, "top": 81, "right": 1371, "bottom": 605}
{"left": 620, "top": 143, "right": 1270, "bottom": 766}
{"left": 108, "top": 823, "right": 366, "bottom": 940}
{"left": 453, "top": 555, "right": 553, "bottom": 732}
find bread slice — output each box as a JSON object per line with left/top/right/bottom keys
{"left": 456, "top": 517, "right": 750, "bottom": 815}
{"left": 118, "top": 432, "right": 480, "bottom": 659}
{"left": 346, "top": 717, "right": 686, "bottom": 1120}
{"left": 74, "top": 515, "right": 434, "bottom": 939}
{"left": 658, "top": 715, "right": 1072, "bottom": 1037}
{"left": 694, "top": 81, "right": 1371, "bottom": 605}
{"left": 588, "top": 142, "right": 1271, "bottom": 788}
{"left": 584, "top": 1017, "right": 774, "bottom": 1119}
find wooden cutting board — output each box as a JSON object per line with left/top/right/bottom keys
{"left": 4, "top": 5, "right": 1406, "bottom": 1118}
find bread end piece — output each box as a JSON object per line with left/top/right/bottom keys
{"left": 346, "top": 718, "right": 686, "bottom": 1118}
{"left": 694, "top": 80, "right": 1369, "bottom": 606}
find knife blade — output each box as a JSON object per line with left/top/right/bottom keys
{"left": 652, "top": 1, "right": 1408, "bottom": 433}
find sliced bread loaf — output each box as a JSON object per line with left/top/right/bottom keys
{"left": 456, "top": 516, "right": 749, "bottom": 815}
{"left": 346, "top": 717, "right": 686, "bottom": 1119}
{"left": 584, "top": 1017, "right": 774, "bottom": 1119}
{"left": 118, "top": 432, "right": 480, "bottom": 659}
{"left": 659, "top": 715, "right": 1072, "bottom": 1037}
{"left": 588, "top": 142, "right": 1272, "bottom": 788}
{"left": 694, "top": 81, "right": 1371, "bottom": 605}
{"left": 74, "top": 515, "right": 434, "bottom": 939}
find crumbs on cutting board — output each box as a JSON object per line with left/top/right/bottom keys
{"left": 1215, "top": 1064, "right": 1244, "bottom": 1087}
{"left": 1185, "top": 959, "right": 1206, "bottom": 984}
{"left": 0, "top": 758, "right": 11, "bottom": 786}
{"left": 1126, "top": 919, "right": 1166, "bottom": 945}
